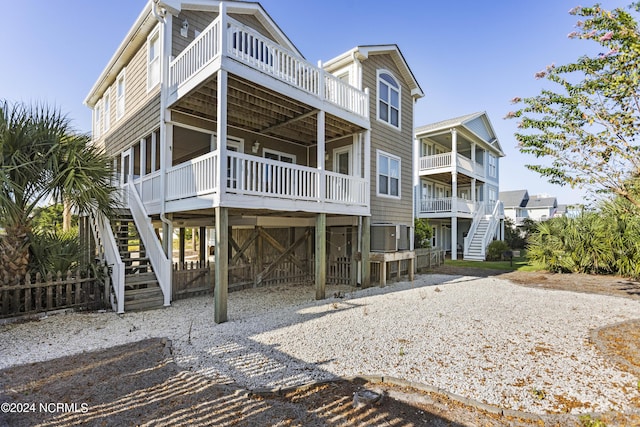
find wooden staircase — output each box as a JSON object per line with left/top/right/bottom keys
{"left": 112, "top": 209, "right": 164, "bottom": 311}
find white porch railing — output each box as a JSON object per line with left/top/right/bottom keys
{"left": 166, "top": 150, "right": 368, "bottom": 207}
{"left": 90, "top": 211, "right": 125, "bottom": 314}
{"left": 481, "top": 200, "right": 504, "bottom": 251}
{"left": 228, "top": 151, "right": 318, "bottom": 200}
{"left": 166, "top": 151, "right": 218, "bottom": 201}
{"left": 325, "top": 170, "right": 368, "bottom": 206}
{"left": 127, "top": 185, "right": 172, "bottom": 307}
{"left": 134, "top": 171, "right": 162, "bottom": 206}
{"left": 418, "top": 153, "right": 483, "bottom": 176}
{"left": 170, "top": 18, "right": 222, "bottom": 87}
{"left": 417, "top": 197, "right": 475, "bottom": 214}
{"left": 419, "top": 153, "right": 451, "bottom": 170}
{"left": 168, "top": 15, "right": 368, "bottom": 119}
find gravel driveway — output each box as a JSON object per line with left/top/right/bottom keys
{"left": 1, "top": 273, "right": 639, "bottom": 415}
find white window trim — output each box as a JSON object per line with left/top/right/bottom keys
{"left": 103, "top": 92, "right": 110, "bottom": 132}
{"left": 147, "top": 27, "right": 161, "bottom": 92}
{"left": 94, "top": 102, "right": 102, "bottom": 138}
{"left": 488, "top": 153, "right": 497, "bottom": 178}
{"left": 116, "top": 69, "right": 126, "bottom": 120}
{"left": 263, "top": 148, "right": 296, "bottom": 163}
{"left": 376, "top": 149, "right": 401, "bottom": 199}
{"left": 376, "top": 69, "right": 401, "bottom": 131}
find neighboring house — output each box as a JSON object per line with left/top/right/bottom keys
{"left": 500, "top": 189, "right": 529, "bottom": 226}
{"left": 414, "top": 112, "right": 505, "bottom": 261}
{"left": 500, "top": 190, "right": 558, "bottom": 225}
{"left": 84, "top": 0, "right": 423, "bottom": 321}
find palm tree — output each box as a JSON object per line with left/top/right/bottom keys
{"left": 0, "top": 100, "right": 117, "bottom": 285}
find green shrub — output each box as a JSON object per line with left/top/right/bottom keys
{"left": 486, "top": 240, "right": 510, "bottom": 261}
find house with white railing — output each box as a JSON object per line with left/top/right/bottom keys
{"left": 414, "top": 112, "right": 505, "bottom": 260}
{"left": 84, "top": 0, "right": 423, "bottom": 322}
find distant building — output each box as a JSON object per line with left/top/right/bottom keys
{"left": 500, "top": 190, "right": 558, "bottom": 225}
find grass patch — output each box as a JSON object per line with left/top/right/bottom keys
{"left": 444, "top": 257, "right": 542, "bottom": 272}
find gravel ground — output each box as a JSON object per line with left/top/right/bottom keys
{"left": 1, "top": 274, "right": 639, "bottom": 415}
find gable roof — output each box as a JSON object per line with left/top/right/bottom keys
{"left": 499, "top": 190, "right": 529, "bottom": 208}
{"left": 527, "top": 195, "right": 558, "bottom": 209}
{"left": 323, "top": 45, "right": 424, "bottom": 100}
{"left": 415, "top": 111, "right": 505, "bottom": 157}
{"left": 85, "top": 0, "right": 301, "bottom": 107}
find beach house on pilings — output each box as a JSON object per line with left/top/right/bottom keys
{"left": 84, "top": 0, "right": 424, "bottom": 322}
{"left": 414, "top": 112, "right": 505, "bottom": 261}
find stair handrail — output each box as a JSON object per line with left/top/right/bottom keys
{"left": 127, "top": 183, "right": 172, "bottom": 306}
{"left": 90, "top": 210, "right": 125, "bottom": 314}
{"left": 480, "top": 200, "right": 503, "bottom": 256}
{"left": 463, "top": 201, "right": 485, "bottom": 255}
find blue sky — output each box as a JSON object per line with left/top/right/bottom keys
{"left": 1, "top": 0, "right": 633, "bottom": 205}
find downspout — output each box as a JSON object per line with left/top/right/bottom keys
{"left": 152, "top": 1, "right": 173, "bottom": 242}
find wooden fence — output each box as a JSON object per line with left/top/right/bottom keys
{"left": 415, "top": 248, "right": 446, "bottom": 272}
{"left": 0, "top": 269, "right": 105, "bottom": 319}
{"left": 172, "top": 261, "right": 213, "bottom": 300}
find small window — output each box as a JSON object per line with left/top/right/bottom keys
{"left": 377, "top": 70, "right": 400, "bottom": 129}
{"left": 103, "top": 93, "right": 110, "bottom": 132}
{"left": 94, "top": 103, "right": 101, "bottom": 138}
{"left": 116, "top": 70, "right": 126, "bottom": 120}
{"left": 147, "top": 29, "right": 160, "bottom": 90}
{"left": 377, "top": 150, "right": 400, "bottom": 198}
{"left": 488, "top": 154, "right": 497, "bottom": 178}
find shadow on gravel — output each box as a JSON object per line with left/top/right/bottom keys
{"left": 0, "top": 338, "right": 469, "bottom": 426}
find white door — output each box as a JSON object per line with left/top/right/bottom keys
{"left": 121, "top": 149, "right": 132, "bottom": 185}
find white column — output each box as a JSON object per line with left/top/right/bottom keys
{"left": 451, "top": 217, "right": 458, "bottom": 261}
{"left": 364, "top": 129, "right": 371, "bottom": 206}
{"left": 217, "top": 69, "right": 228, "bottom": 200}
{"left": 317, "top": 110, "right": 325, "bottom": 202}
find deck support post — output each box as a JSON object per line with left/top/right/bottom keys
{"left": 199, "top": 226, "right": 206, "bottom": 263}
{"left": 361, "top": 216, "right": 371, "bottom": 288}
{"left": 179, "top": 228, "right": 186, "bottom": 267}
{"left": 315, "top": 213, "right": 326, "bottom": 300}
{"left": 214, "top": 208, "right": 229, "bottom": 324}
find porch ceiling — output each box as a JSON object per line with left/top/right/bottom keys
{"left": 422, "top": 172, "right": 473, "bottom": 185}
{"left": 171, "top": 74, "right": 363, "bottom": 145}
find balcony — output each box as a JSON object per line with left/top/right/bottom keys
{"left": 168, "top": 14, "right": 368, "bottom": 123}
{"left": 161, "top": 150, "right": 368, "bottom": 215}
{"left": 418, "top": 153, "right": 485, "bottom": 179}
{"left": 415, "top": 197, "right": 477, "bottom": 218}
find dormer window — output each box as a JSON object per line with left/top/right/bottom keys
{"left": 377, "top": 70, "right": 400, "bottom": 129}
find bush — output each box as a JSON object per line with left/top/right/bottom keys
{"left": 526, "top": 207, "right": 640, "bottom": 279}
{"left": 486, "top": 240, "right": 510, "bottom": 261}
{"left": 414, "top": 218, "right": 432, "bottom": 248}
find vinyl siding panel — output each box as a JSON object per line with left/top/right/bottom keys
{"left": 466, "top": 117, "right": 492, "bottom": 142}
{"left": 362, "top": 54, "right": 414, "bottom": 226}
{"left": 104, "top": 96, "right": 161, "bottom": 156}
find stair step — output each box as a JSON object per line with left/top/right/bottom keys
{"left": 125, "top": 272, "right": 158, "bottom": 284}
{"left": 125, "top": 286, "right": 162, "bottom": 299}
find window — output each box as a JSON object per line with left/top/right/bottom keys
{"left": 377, "top": 151, "right": 400, "bottom": 198}
{"left": 94, "top": 103, "right": 101, "bottom": 137}
{"left": 488, "top": 154, "right": 497, "bottom": 178}
{"left": 264, "top": 149, "right": 295, "bottom": 163}
{"left": 147, "top": 29, "right": 160, "bottom": 90}
{"left": 377, "top": 70, "right": 400, "bottom": 128}
{"left": 116, "top": 70, "right": 126, "bottom": 120}
{"left": 103, "top": 93, "right": 110, "bottom": 132}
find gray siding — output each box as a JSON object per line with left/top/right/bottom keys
{"left": 105, "top": 96, "right": 161, "bottom": 155}
{"left": 362, "top": 54, "right": 414, "bottom": 226}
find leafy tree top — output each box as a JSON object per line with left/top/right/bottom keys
{"left": 506, "top": 3, "right": 640, "bottom": 208}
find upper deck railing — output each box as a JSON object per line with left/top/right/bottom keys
{"left": 169, "top": 15, "right": 368, "bottom": 119}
